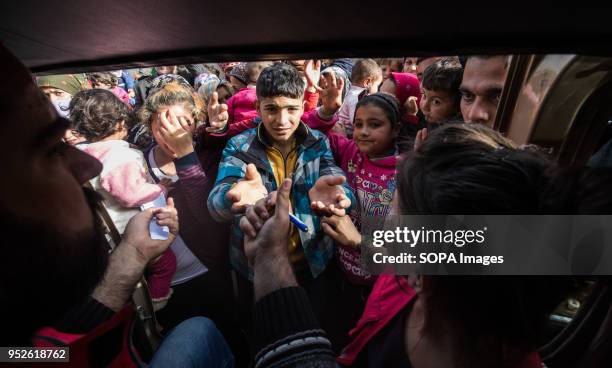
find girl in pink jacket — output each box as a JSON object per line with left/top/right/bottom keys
{"left": 320, "top": 93, "right": 403, "bottom": 286}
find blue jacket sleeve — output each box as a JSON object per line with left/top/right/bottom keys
{"left": 207, "top": 137, "right": 247, "bottom": 222}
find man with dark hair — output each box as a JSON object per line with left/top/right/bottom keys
{"left": 0, "top": 45, "right": 235, "bottom": 366}
{"left": 459, "top": 55, "right": 509, "bottom": 127}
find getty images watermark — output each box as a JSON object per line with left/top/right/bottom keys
{"left": 360, "top": 215, "right": 612, "bottom": 275}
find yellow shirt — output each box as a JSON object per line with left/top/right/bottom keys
{"left": 265, "top": 143, "right": 304, "bottom": 263}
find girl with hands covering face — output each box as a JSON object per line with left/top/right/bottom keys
{"left": 139, "top": 81, "right": 235, "bottom": 330}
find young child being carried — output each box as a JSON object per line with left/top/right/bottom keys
{"left": 336, "top": 59, "right": 383, "bottom": 138}
{"left": 71, "top": 88, "right": 176, "bottom": 310}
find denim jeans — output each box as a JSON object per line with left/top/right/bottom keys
{"left": 150, "top": 317, "right": 234, "bottom": 368}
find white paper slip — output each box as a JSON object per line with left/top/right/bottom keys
{"left": 140, "top": 192, "right": 169, "bottom": 240}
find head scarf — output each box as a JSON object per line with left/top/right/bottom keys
{"left": 228, "top": 62, "right": 248, "bottom": 85}
{"left": 390, "top": 72, "right": 421, "bottom": 106}
{"left": 195, "top": 73, "right": 221, "bottom": 103}
{"left": 144, "top": 73, "right": 191, "bottom": 101}
{"left": 37, "top": 74, "right": 88, "bottom": 96}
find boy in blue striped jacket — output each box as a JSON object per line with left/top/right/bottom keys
{"left": 208, "top": 62, "right": 355, "bottom": 281}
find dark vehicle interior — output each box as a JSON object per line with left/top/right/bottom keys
{"left": 2, "top": 3, "right": 612, "bottom": 367}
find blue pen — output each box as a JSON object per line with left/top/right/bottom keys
{"left": 289, "top": 213, "right": 308, "bottom": 232}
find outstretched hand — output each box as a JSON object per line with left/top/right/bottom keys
{"left": 304, "top": 60, "right": 322, "bottom": 92}
{"left": 207, "top": 91, "right": 229, "bottom": 133}
{"left": 309, "top": 175, "right": 351, "bottom": 216}
{"left": 319, "top": 72, "right": 344, "bottom": 116}
{"left": 226, "top": 163, "right": 268, "bottom": 214}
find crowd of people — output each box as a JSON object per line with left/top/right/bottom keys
{"left": 1, "top": 46, "right": 610, "bottom": 368}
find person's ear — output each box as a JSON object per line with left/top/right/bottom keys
{"left": 255, "top": 100, "right": 261, "bottom": 115}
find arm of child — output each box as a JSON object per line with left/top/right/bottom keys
{"left": 326, "top": 130, "right": 355, "bottom": 166}
{"left": 146, "top": 247, "right": 177, "bottom": 311}
{"left": 302, "top": 108, "right": 337, "bottom": 135}
{"left": 304, "top": 89, "right": 319, "bottom": 112}
{"left": 100, "top": 160, "right": 166, "bottom": 208}
{"left": 227, "top": 117, "right": 257, "bottom": 137}
{"left": 207, "top": 138, "right": 268, "bottom": 222}
{"left": 226, "top": 93, "right": 236, "bottom": 125}
{"left": 174, "top": 151, "right": 211, "bottom": 221}
{"left": 316, "top": 137, "right": 356, "bottom": 213}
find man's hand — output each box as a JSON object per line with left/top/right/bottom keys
{"left": 309, "top": 175, "right": 351, "bottom": 216}
{"left": 414, "top": 128, "right": 428, "bottom": 151}
{"left": 207, "top": 91, "right": 229, "bottom": 133}
{"left": 226, "top": 163, "right": 268, "bottom": 214}
{"left": 320, "top": 72, "right": 344, "bottom": 116}
{"left": 321, "top": 214, "right": 362, "bottom": 248}
{"left": 240, "top": 179, "right": 291, "bottom": 262}
{"left": 157, "top": 109, "right": 194, "bottom": 159}
{"left": 93, "top": 197, "right": 179, "bottom": 312}
{"left": 122, "top": 197, "right": 179, "bottom": 265}
{"left": 240, "top": 179, "right": 297, "bottom": 300}
{"left": 304, "top": 60, "right": 322, "bottom": 92}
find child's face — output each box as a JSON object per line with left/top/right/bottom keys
{"left": 366, "top": 75, "right": 383, "bottom": 94}
{"left": 151, "top": 103, "right": 196, "bottom": 156}
{"left": 419, "top": 87, "right": 459, "bottom": 124}
{"left": 256, "top": 96, "right": 304, "bottom": 146}
{"left": 381, "top": 65, "right": 391, "bottom": 80}
{"left": 229, "top": 75, "right": 247, "bottom": 91}
{"left": 63, "top": 128, "right": 87, "bottom": 146}
{"left": 402, "top": 58, "right": 418, "bottom": 74}
{"left": 353, "top": 104, "right": 397, "bottom": 158}
{"left": 216, "top": 86, "right": 232, "bottom": 105}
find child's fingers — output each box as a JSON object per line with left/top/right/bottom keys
{"left": 154, "top": 211, "right": 175, "bottom": 221}
{"left": 178, "top": 116, "right": 193, "bottom": 131}
{"left": 329, "top": 72, "right": 337, "bottom": 88}
{"left": 166, "top": 197, "right": 175, "bottom": 209}
{"left": 336, "top": 194, "right": 351, "bottom": 209}
{"left": 167, "top": 109, "right": 182, "bottom": 129}
{"left": 230, "top": 202, "right": 247, "bottom": 214}
{"left": 210, "top": 91, "right": 219, "bottom": 107}
{"left": 319, "top": 75, "right": 327, "bottom": 89}
{"left": 226, "top": 188, "right": 241, "bottom": 203}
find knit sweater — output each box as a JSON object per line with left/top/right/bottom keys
{"left": 254, "top": 287, "right": 336, "bottom": 368}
